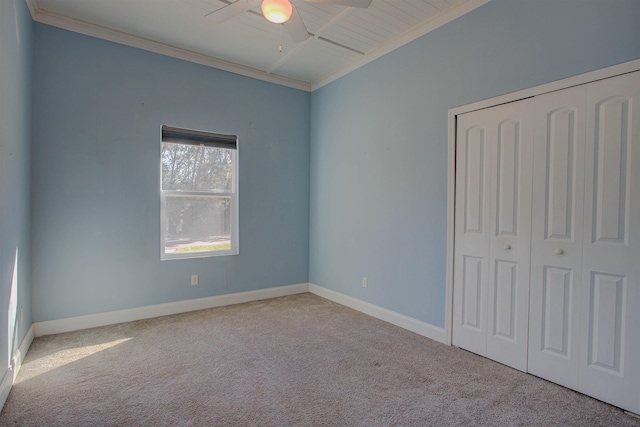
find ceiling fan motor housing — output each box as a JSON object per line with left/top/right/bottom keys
{"left": 262, "top": 0, "right": 293, "bottom": 24}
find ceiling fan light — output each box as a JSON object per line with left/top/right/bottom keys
{"left": 262, "top": 0, "right": 293, "bottom": 24}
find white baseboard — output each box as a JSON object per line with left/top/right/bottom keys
{"left": 309, "top": 283, "right": 447, "bottom": 344}
{"left": 34, "top": 283, "right": 310, "bottom": 337}
{"left": 0, "top": 323, "right": 36, "bottom": 410}
{"left": 13, "top": 324, "right": 35, "bottom": 382}
{"left": 32, "top": 282, "right": 446, "bottom": 345}
{"left": 0, "top": 369, "right": 11, "bottom": 412}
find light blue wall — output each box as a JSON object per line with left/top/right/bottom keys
{"left": 0, "top": 0, "right": 32, "bottom": 374}
{"left": 31, "top": 24, "right": 310, "bottom": 322}
{"left": 309, "top": 0, "right": 640, "bottom": 327}
{"left": 22, "top": 0, "right": 640, "bottom": 329}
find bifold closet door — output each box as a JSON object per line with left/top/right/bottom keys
{"left": 578, "top": 71, "right": 640, "bottom": 414}
{"left": 454, "top": 70, "right": 639, "bottom": 413}
{"left": 453, "top": 98, "right": 534, "bottom": 372}
{"left": 527, "top": 85, "right": 587, "bottom": 390}
{"left": 528, "top": 71, "right": 639, "bottom": 413}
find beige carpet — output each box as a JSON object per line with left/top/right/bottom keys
{"left": 1, "top": 293, "right": 638, "bottom": 426}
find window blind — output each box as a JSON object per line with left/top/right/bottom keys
{"left": 162, "top": 125, "right": 237, "bottom": 149}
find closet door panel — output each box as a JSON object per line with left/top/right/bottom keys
{"left": 528, "top": 85, "right": 586, "bottom": 389}
{"left": 453, "top": 113, "right": 493, "bottom": 356}
{"left": 495, "top": 119, "right": 522, "bottom": 236}
{"left": 453, "top": 99, "right": 534, "bottom": 369}
{"left": 579, "top": 71, "right": 640, "bottom": 414}
{"left": 460, "top": 255, "right": 484, "bottom": 330}
{"left": 591, "top": 96, "right": 630, "bottom": 245}
{"left": 540, "top": 266, "right": 573, "bottom": 356}
{"left": 586, "top": 272, "right": 625, "bottom": 373}
{"left": 486, "top": 104, "right": 535, "bottom": 372}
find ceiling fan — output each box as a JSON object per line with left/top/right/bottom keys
{"left": 207, "top": 0, "right": 373, "bottom": 43}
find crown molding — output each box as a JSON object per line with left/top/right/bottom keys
{"left": 29, "top": 7, "right": 312, "bottom": 92}
{"left": 310, "top": 0, "right": 491, "bottom": 91}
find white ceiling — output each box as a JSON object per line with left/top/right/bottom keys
{"left": 27, "top": 0, "right": 487, "bottom": 91}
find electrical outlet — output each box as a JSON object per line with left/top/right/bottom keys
{"left": 191, "top": 274, "right": 198, "bottom": 286}
{"left": 362, "top": 277, "right": 368, "bottom": 288}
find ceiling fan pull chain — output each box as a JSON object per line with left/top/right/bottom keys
{"left": 279, "top": 24, "right": 283, "bottom": 52}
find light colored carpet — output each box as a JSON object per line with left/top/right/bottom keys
{"left": 1, "top": 293, "right": 638, "bottom": 426}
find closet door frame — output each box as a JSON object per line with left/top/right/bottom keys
{"left": 445, "top": 59, "right": 640, "bottom": 346}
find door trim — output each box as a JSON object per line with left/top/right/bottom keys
{"left": 445, "top": 59, "right": 640, "bottom": 345}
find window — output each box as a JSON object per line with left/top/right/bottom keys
{"left": 160, "top": 125, "right": 238, "bottom": 259}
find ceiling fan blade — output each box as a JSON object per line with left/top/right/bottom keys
{"left": 284, "top": 5, "right": 310, "bottom": 43}
{"left": 206, "top": 0, "right": 253, "bottom": 23}
{"left": 304, "top": 0, "right": 372, "bottom": 7}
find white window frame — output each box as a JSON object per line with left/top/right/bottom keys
{"left": 160, "top": 125, "right": 239, "bottom": 260}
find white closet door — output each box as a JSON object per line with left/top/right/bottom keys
{"left": 578, "top": 71, "right": 640, "bottom": 414}
{"left": 453, "top": 107, "right": 494, "bottom": 357}
{"left": 485, "top": 102, "right": 535, "bottom": 372}
{"left": 528, "top": 85, "right": 587, "bottom": 389}
{"left": 453, "top": 99, "right": 534, "bottom": 371}
{"left": 454, "top": 69, "right": 639, "bottom": 413}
